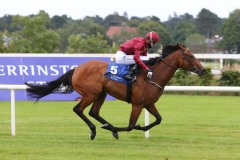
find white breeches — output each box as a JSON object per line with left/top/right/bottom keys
{"left": 115, "top": 51, "right": 149, "bottom": 65}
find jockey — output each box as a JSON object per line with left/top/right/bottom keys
{"left": 115, "top": 31, "right": 160, "bottom": 81}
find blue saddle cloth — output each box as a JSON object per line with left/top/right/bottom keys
{"left": 105, "top": 62, "right": 132, "bottom": 85}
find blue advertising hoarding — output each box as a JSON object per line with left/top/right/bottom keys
{"left": 0, "top": 54, "right": 115, "bottom": 101}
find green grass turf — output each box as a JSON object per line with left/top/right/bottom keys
{"left": 0, "top": 95, "right": 240, "bottom": 160}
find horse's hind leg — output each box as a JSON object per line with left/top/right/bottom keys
{"left": 73, "top": 97, "right": 97, "bottom": 140}
{"left": 89, "top": 92, "right": 119, "bottom": 139}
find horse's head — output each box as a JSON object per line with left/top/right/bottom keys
{"left": 177, "top": 43, "right": 206, "bottom": 76}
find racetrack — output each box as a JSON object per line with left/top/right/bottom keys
{"left": 1, "top": 95, "right": 240, "bottom": 160}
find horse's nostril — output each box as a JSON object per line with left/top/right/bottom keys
{"left": 200, "top": 69, "right": 206, "bottom": 75}
{"left": 203, "top": 69, "right": 206, "bottom": 73}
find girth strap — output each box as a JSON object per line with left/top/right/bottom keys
{"left": 126, "top": 83, "right": 132, "bottom": 103}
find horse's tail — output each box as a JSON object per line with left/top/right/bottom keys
{"left": 25, "top": 69, "right": 75, "bottom": 102}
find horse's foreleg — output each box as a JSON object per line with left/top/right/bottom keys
{"left": 73, "top": 97, "right": 97, "bottom": 140}
{"left": 88, "top": 92, "right": 119, "bottom": 139}
{"left": 134, "top": 104, "right": 162, "bottom": 131}
{"left": 114, "top": 105, "right": 143, "bottom": 132}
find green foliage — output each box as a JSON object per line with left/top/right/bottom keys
{"left": 219, "top": 70, "right": 240, "bottom": 86}
{"left": 56, "top": 18, "right": 107, "bottom": 53}
{"left": 169, "top": 70, "right": 199, "bottom": 86}
{"left": 173, "top": 21, "right": 197, "bottom": 43}
{"left": 218, "top": 9, "right": 240, "bottom": 53}
{"left": 67, "top": 32, "right": 111, "bottom": 53}
{"left": 169, "top": 68, "right": 214, "bottom": 87}
{"left": 7, "top": 11, "right": 60, "bottom": 53}
{"left": 80, "top": 18, "right": 106, "bottom": 36}
{"left": 0, "top": 32, "right": 7, "bottom": 52}
{"left": 198, "top": 68, "right": 214, "bottom": 86}
{"left": 185, "top": 33, "right": 207, "bottom": 53}
{"left": 195, "top": 8, "right": 222, "bottom": 38}
{"left": 128, "top": 17, "right": 145, "bottom": 27}
{"left": 103, "top": 12, "right": 128, "bottom": 28}
{"left": 0, "top": 9, "right": 239, "bottom": 53}
{"left": 67, "top": 34, "right": 82, "bottom": 53}
{"left": 49, "top": 15, "right": 69, "bottom": 29}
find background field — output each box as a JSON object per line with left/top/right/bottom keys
{"left": 0, "top": 95, "right": 240, "bottom": 160}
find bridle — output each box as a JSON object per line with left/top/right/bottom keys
{"left": 145, "top": 46, "right": 198, "bottom": 89}
{"left": 179, "top": 48, "right": 202, "bottom": 73}
{"left": 160, "top": 47, "right": 199, "bottom": 73}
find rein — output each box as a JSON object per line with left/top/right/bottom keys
{"left": 145, "top": 79, "right": 162, "bottom": 88}
{"left": 160, "top": 57, "right": 178, "bottom": 69}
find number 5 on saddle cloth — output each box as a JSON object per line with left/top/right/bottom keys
{"left": 105, "top": 62, "right": 133, "bottom": 84}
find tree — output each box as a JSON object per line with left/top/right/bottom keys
{"left": 0, "top": 15, "right": 15, "bottom": 32}
{"left": 173, "top": 21, "right": 197, "bottom": 43}
{"left": 185, "top": 33, "right": 207, "bottom": 53}
{"left": 8, "top": 11, "right": 59, "bottom": 53}
{"left": 103, "top": 13, "right": 128, "bottom": 28}
{"left": 0, "top": 32, "right": 7, "bottom": 52}
{"left": 195, "top": 9, "right": 222, "bottom": 38}
{"left": 66, "top": 34, "right": 83, "bottom": 53}
{"left": 128, "top": 17, "right": 146, "bottom": 27}
{"left": 67, "top": 32, "right": 111, "bottom": 53}
{"left": 217, "top": 9, "right": 240, "bottom": 53}
{"left": 57, "top": 18, "right": 107, "bottom": 53}
{"left": 80, "top": 18, "right": 106, "bottom": 36}
{"left": 49, "top": 15, "right": 69, "bottom": 29}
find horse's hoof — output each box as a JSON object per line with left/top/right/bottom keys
{"left": 90, "top": 132, "right": 96, "bottom": 140}
{"left": 135, "top": 124, "right": 141, "bottom": 130}
{"left": 112, "top": 132, "right": 119, "bottom": 140}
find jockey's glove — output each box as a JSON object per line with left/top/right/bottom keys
{"left": 147, "top": 69, "right": 153, "bottom": 79}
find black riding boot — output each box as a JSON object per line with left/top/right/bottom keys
{"left": 124, "top": 64, "right": 137, "bottom": 82}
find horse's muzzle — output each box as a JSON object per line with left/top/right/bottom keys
{"left": 197, "top": 68, "right": 206, "bottom": 76}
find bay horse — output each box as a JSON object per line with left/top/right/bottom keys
{"left": 25, "top": 43, "right": 206, "bottom": 140}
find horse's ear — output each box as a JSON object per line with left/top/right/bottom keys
{"left": 177, "top": 42, "right": 184, "bottom": 46}
{"left": 177, "top": 43, "right": 185, "bottom": 50}
{"left": 177, "top": 42, "right": 185, "bottom": 49}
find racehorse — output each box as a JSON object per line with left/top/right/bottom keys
{"left": 25, "top": 43, "right": 206, "bottom": 140}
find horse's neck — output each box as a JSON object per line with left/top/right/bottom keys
{"left": 153, "top": 55, "right": 178, "bottom": 87}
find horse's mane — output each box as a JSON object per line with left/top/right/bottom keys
{"left": 146, "top": 43, "right": 185, "bottom": 66}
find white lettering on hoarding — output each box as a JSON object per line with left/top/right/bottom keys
{"left": 50, "top": 65, "right": 59, "bottom": 76}
{"left": 59, "top": 65, "right": 69, "bottom": 73}
{"left": 36, "top": 65, "right": 48, "bottom": 75}
{"left": 18, "top": 65, "right": 29, "bottom": 75}
{"left": 0, "top": 64, "right": 77, "bottom": 76}
{"left": 0, "top": 65, "right": 5, "bottom": 75}
{"left": 29, "top": 65, "right": 35, "bottom": 75}
{"left": 6, "top": 65, "right": 17, "bottom": 76}
{"left": 71, "top": 65, "right": 78, "bottom": 69}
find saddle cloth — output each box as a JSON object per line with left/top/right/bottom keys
{"left": 104, "top": 62, "right": 131, "bottom": 84}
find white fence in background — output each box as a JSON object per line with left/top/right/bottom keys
{"left": 1, "top": 84, "right": 240, "bottom": 137}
